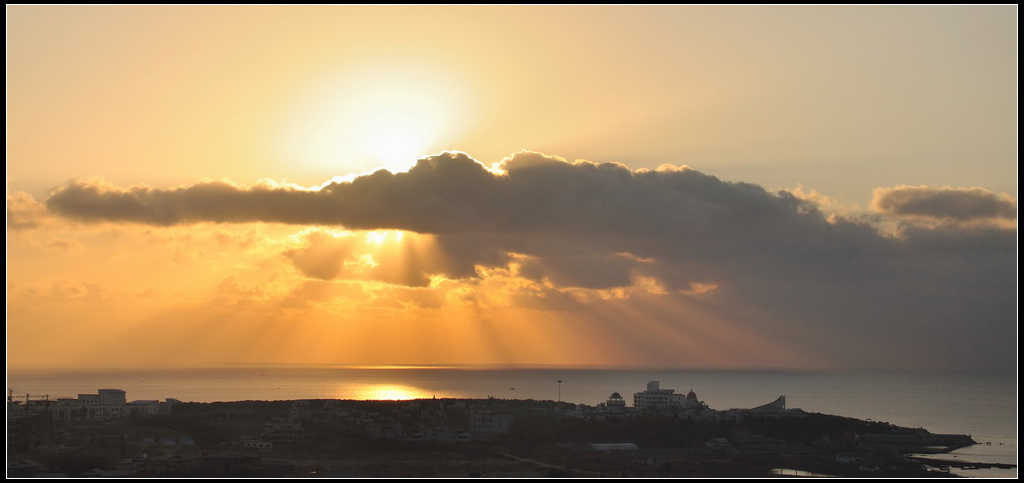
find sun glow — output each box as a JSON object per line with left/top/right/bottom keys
{"left": 281, "top": 62, "right": 469, "bottom": 175}
{"left": 365, "top": 230, "right": 403, "bottom": 245}
{"left": 349, "top": 384, "right": 435, "bottom": 401}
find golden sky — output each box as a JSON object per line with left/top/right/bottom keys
{"left": 6, "top": 5, "right": 1018, "bottom": 372}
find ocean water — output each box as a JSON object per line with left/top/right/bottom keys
{"left": 6, "top": 367, "right": 1016, "bottom": 477}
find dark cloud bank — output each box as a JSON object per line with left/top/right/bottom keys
{"left": 873, "top": 185, "right": 1017, "bottom": 221}
{"left": 40, "top": 151, "right": 1018, "bottom": 372}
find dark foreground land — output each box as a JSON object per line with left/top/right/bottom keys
{"left": 8, "top": 397, "right": 998, "bottom": 478}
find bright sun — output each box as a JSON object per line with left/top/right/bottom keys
{"left": 282, "top": 62, "right": 467, "bottom": 175}
{"left": 357, "top": 99, "right": 437, "bottom": 170}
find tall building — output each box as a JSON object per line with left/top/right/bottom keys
{"left": 633, "top": 381, "right": 685, "bottom": 409}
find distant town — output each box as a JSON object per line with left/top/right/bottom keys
{"left": 8, "top": 380, "right": 994, "bottom": 478}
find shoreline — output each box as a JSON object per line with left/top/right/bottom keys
{"left": 10, "top": 396, "right": 1010, "bottom": 478}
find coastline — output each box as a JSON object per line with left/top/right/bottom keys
{"left": 9, "top": 395, "right": 1005, "bottom": 478}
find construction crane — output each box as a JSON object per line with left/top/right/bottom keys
{"left": 7, "top": 388, "right": 50, "bottom": 404}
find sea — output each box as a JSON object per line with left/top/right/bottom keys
{"left": 6, "top": 366, "right": 1017, "bottom": 478}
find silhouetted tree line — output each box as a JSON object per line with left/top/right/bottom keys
{"left": 496, "top": 411, "right": 907, "bottom": 456}
{"left": 736, "top": 413, "right": 900, "bottom": 448}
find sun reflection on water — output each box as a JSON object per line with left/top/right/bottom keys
{"left": 341, "top": 384, "right": 441, "bottom": 401}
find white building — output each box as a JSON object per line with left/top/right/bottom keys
{"left": 53, "top": 389, "right": 178, "bottom": 421}
{"left": 633, "top": 381, "right": 685, "bottom": 409}
{"left": 54, "top": 389, "right": 126, "bottom": 420}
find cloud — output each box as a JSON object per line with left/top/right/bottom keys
{"left": 45, "top": 178, "right": 333, "bottom": 226}
{"left": 44, "top": 151, "right": 858, "bottom": 289}
{"left": 872, "top": 185, "right": 1017, "bottom": 221}
{"left": 41, "top": 151, "right": 1015, "bottom": 293}
{"left": 7, "top": 191, "right": 51, "bottom": 229}
{"left": 35, "top": 151, "right": 1018, "bottom": 371}
{"left": 45, "top": 151, "right": 818, "bottom": 234}
{"left": 283, "top": 231, "right": 353, "bottom": 281}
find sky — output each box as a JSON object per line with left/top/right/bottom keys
{"left": 6, "top": 5, "right": 1018, "bottom": 373}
